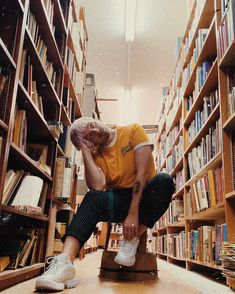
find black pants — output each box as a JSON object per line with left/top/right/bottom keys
{"left": 62, "top": 172, "right": 175, "bottom": 248}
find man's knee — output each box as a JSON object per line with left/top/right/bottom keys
{"left": 156, "top": 172, "right": 175, "bottom": 193}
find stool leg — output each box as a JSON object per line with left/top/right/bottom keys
{"left": 137, "top": 231, "right": 147, "bottom": 253}
{"left": 104, "top": 222, "right": 112, "bottom": 250}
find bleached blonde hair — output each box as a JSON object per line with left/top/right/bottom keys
{"left": 70, "top": 117, "right": 96, "bottom": 150}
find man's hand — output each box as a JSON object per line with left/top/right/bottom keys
{"left": 123, "top": 213, "right": 139, "bottom": 240}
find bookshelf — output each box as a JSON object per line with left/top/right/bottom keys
{"left": 0, "top": 0, "right": 88, "bottom": 290}
{"left": 155, "top": 0, "right": 235, "bottom": 289}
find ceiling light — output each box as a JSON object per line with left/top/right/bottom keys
{"left": 125, "top": 0, "right": 137, "bottom": 42}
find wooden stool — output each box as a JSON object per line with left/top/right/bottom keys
{"left": 99, "top": 223, "right": 158, "bottom": 281}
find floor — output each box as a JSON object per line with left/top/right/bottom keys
{"left": 1, "top": 250, "right": 234, "bottom": 294}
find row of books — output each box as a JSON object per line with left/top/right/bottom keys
{"left": 52, "top": 157, "right": 75, "bottom": 199}
{"left": 165, "top": 90, "right": 183, "bottom": 131}
{"left": 220, "top": 242, "right": 235, "bottom": 279}
{"left": 0, "top": 67, "right": 11, "bottom": 122}
{"left": 165, "top": 118, "right": 183, "bottom": 155}
{"left": 154, "top": 198, "right": 184, "bottom": 228}
{"left": 156, "top": 231, "right": 186, "bottom": 260}
{"left": 187, "top": 118, "right": 222, "bottom": 179}
{"left": 166, "top": 0, "right": 206, "bottom": 101}
{"left": 185, "top": 167, "right": 224, "bottom": 215}
{"left": 66, "top": 48, "right": 84, "bottom": 96}
{"left": 227, "top": 68, "right": 235, "bottom": 118}
{"left": 187, "top": 94, "right": 219, "bottom": 147}
{"left": 0, "top": 227, "right": 45, "bottom": 271}
{"left": 165, "top": 135, "right": 184, "bottom": 173}
{"left": 25, "top": 11, "right": 60, "bottom": 94}
{"left": 218, "top": 0, "right": 235, "bottom": 58}
{"left": 187, "top": 224, "right": 227, "bottom": 266}
{"left": 63, "top": 73, "right": 76, "bottom": 122}
{"left": 175, "top": 169, "right": 184, "bottom": 192}
{"left": 2, "top": 171, "right": 48, "bottom": 213}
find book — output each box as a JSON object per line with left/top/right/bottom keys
{"left": 0, "top": 256, "right": 10, "bottom": 272}
{"left": 18, "top": 235, "right": 37, "bottom": 267}
{"left": 11, "top": 175, "right": 44, "bottom": 207}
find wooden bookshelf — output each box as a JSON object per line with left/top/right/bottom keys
{"left": 0, "top": 263, "right": 44, "bottom": 291}
{"left": 0, "top": 0, "right": 88, "bottom": 290}
{"left": 154, "top": 0, "right": 232, "bottom": 285}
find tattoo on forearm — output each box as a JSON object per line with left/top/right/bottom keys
{"left": 134, "top": 181, "right": 142, "bottom": 194}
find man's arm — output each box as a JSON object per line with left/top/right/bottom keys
{"left": 81, "top": 146, "right": 106, "bottom": 191}
{"left": 123, "top": 145, "right": 153, "bottom": 240}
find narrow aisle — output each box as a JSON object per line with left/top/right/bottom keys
{"left": 1, "top": 250, "right": 232, "bottom": 294}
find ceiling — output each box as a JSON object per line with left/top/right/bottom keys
{"left": 80, "top": 0, "right": 189, "bottom": 125}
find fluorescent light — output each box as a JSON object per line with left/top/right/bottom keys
{"left": 125, "top": 0, "right": 137, "bottom": 42}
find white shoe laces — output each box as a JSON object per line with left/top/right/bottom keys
{"left": 44, "top": 255, "right": 66, "bottom": 275}
{"left": 120, "top": 239, "right": 138, "bottom": 254}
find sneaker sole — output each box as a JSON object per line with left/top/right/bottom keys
{"left": 35, "top": 278, "right": 77, "bottom": 291}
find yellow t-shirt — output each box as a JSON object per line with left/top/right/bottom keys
{"left": 93, "top": 123, "right": 156, "bottom": 189}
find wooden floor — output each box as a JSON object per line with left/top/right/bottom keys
{"left": 1, "top": 250, "right": 228, "bottom": 294}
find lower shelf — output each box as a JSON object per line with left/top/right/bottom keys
{"left": 227, "top": 277, "right": 235, "bottom": 290}
{"left": 186, "top": 258, "right": 223, "bottom": 270}
{"left": 0, "top": 263, "right": 44, "bottom": 291}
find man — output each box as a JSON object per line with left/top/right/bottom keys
{"left": 36, "top": 117, "right": 174, "bottom": 291}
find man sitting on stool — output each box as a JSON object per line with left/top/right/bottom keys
{"left": 35, "top": 117, "right": 175, "bottom": 291}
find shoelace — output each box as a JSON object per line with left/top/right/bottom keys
{"left": 45, "top": 256, "right": 65, "bottom": 275}
{"left": 121, "top": 240, "right": 136, "bottom": 254}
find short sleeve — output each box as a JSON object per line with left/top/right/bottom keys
{"left": 131, "top": 124, "right": 154, "bottom": 151}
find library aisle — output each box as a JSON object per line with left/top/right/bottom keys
{"left": 1, "top": 250, "right": 232, "bottom": 294}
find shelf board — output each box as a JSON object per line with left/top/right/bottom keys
{"left": 219, "top": 41, "right": 235, "bottom": 67}
{"left": 156, "top": 252, "right": 168, "bottom": 257}
{"left": 0, "top": 263, "right": 44, "bottom": 291}
{"left": 166, "top": 100, "right": 182, "bottom": 137}
{"left": 170, "top": 156, "right": 183, "bottom": 178}
{"left": 61, "top": 105, "right": 72, "bottom": 126}
{"left": 227, "top": 277, "right": 235, "bottom": 290}
{"left": 183, "top": 0, "right": 214, "bottom": 69}
{"left": 0, "top": 39, "right": 16, "bottom": 69}
{"left": 185, "top": 202, "right": 225, "bottom": 220}
{"left": 67, "top": 31, "right": 81, "bottom": 72}
{"left": 0, "top": 204, "right": 49, "bottom": 221}
{"left": 17, "top": 81, "right": 56, "bottom": 141}
{"left": 30, "top": 0, "right": 63, "bottom": 69}
{"left": 9, "top": 143, "right": 53, "bottom": 182}
{"left": 0, "top": 119, "right": 8, "bottom": 132}
{"left": 186, "top": 258, "right": 223, "bottom": 270}
{"left": 54, "top": 0, "right": 67, "bottom": 34}
{"left": 57, "top": 144, "right": 65, "bottom": 157}
{"left": 184, "top": 103, "right": 220, "bottom": 155}
{"left": 158, "top": 119, "right": 166, "bottom": 140}
{"left": 166, "top": 125, "right": 183, "bottom": 158}
{"left": 225, "top": 191, "right": 235, "bottom": 200}
{"left": 223, "top": 112, "right": 235, "bottom": 131}
{"left": 157, "top": 225, "right": 167, "bottom": 231}
{"left": 183, "top": 17, "right": 216, "bottom": 98}
{"left": 167, "top": 220, "right": 185, "bottom": 227}
{"left": 160, "top": 158, "right": 166, "bottom": 170}
{"left": 172, "top": 186, "right": 184, "bottom": 199}
{"left": 184, "top": 58, "right": 218, "bottom": 126}
{"left": 79, "top": 7, "right": 89, "bottom": 41}
{"left": 185, "top": 152, "right": 222, "bottom": 186}
{"left": 168, "top": 255, "right": 186, "bottom": 262}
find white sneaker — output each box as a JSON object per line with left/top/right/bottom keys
{"left": 114, "top": 237, "right": 139, "bottom": 267}
{"left": 35, "top": 253, "right": 77, "bottom": 291}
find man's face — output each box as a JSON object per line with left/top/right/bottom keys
{"left": 84, "top": 121, "right": 110, "bottom": 146}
